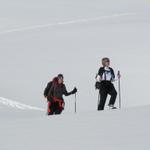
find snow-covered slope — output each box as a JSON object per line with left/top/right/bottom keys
{"left": 0, "top": 105, "right": 150, "bottom": 150}
{"left": 0, "top": 0, "right": 150, "bottom": 149}
{"left": 0, "top": 0, "right": 150, "bottom": 112}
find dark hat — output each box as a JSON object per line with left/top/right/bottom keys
{"left": 57, "top": 74, "right": 64, "bottom": 79}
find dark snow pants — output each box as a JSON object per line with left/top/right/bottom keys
{"left": 47, "top": 97, "right": 64, "bottom": 115}
{"left": 98, "top": 81, "right": 117, "bottom": 110}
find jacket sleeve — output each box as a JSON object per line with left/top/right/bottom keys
{"left": 111, "top": 68, "right": 115, "bottom": 80}
{"left": 63, "top": 85, "right": 72, "bottom": 96}
{"left": 98, "top": 67, "right": 104, "bottom": 77}
{"left": 44, "top": 82, "right": 52, "bottom": 97}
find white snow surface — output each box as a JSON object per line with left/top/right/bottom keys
{"left": 0, "top": 0, "right": 150, "bottom": 149}
{"left": 0, "top": 0, "right": 149, "bottom": 112}
{"left": 0, "top": 97, "right": 44, "bottom": 111}
{"left": 0, "top": 105, "right": 150, "bottom": 150}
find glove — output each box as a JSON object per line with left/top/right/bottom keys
{"left": 95, "top": 82, "right": 101, "bottom": 90}
{"left": 71, "top": 87, "right": 77, "bottom": 94}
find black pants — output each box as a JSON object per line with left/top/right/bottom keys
{"left": 47, "top": 101, "right": 64, "bottom": 115}
{"left": 98, "top": 81, "right": 117, "bottom": 110}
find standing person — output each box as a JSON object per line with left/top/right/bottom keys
{"left": 96, "top": 58, "right": 119, "bottom": 111}
{"left": 44, "top": 74, "right": 77, "bottom": 115}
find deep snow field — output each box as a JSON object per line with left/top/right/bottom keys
{"left": 1, "top": 105, "right": 150, "bottom": 150}
{"left": 0, "top": 0, "right": 150, "bottom": 149}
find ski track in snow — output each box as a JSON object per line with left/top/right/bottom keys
{"left": 0, "top": 97, "right": 44, "bottom": 111}
{"left": 0, "top": 13, "right": 136, "bottom": 35}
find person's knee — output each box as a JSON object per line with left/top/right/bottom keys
{"left": 100, "top": 91, "right": 107, "bottom": 98}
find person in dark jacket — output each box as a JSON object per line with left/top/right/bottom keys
{"left": 44, "top": 74, "right": 77, "bottom": 115}
{"left": 96, "top": 58, "right": 119, "bottom": 110}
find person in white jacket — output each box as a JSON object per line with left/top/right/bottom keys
{"left": 96, "top": 57, "right": 119, "bottom": 110}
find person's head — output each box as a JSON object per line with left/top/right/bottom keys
{"left": 57, "top": 74, "right": 64, "bottom": 84}
{"left": 102, "top": 57, "right": 110, "bottom": 67}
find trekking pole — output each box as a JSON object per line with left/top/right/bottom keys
{"left": 75, "top": 93, "right": 77, "bottom": 113}
{"left": 117, "top": 71, "right": 121, "bottom": 109}
{"left": 97, "top": 92, "right": 100, "bottom": 110}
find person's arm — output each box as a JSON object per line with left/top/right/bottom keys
{"left": 44, "top": 82, "right": 52, "bottom": 98}
{"left": 97, "top": 67, "right": 104, "bottom": 82}
{"left": 110, "top": 68, "right": 115, "bottom": 81}
{"left": 63, "top": 85, "right": 77, "bottom": 96}
{"left": 96, "top": 74, "right": 101, "bottom": 82}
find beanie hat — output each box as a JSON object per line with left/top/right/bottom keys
{"left": 57, "top": 74, "right": 64, "bottom": 79}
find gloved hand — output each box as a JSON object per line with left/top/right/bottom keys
{"left": 95, "top": 82, "right": 101, "bottom": 90}
{"left": 71, "top": 87, "right": 77, "bottom": 94}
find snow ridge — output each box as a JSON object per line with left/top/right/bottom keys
{"left": 0, "top": 97, "right": 44, "bottom": 111}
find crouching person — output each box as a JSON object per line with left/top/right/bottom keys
{"left": 44, "top": 74, "right": 77, "bottom": 115}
